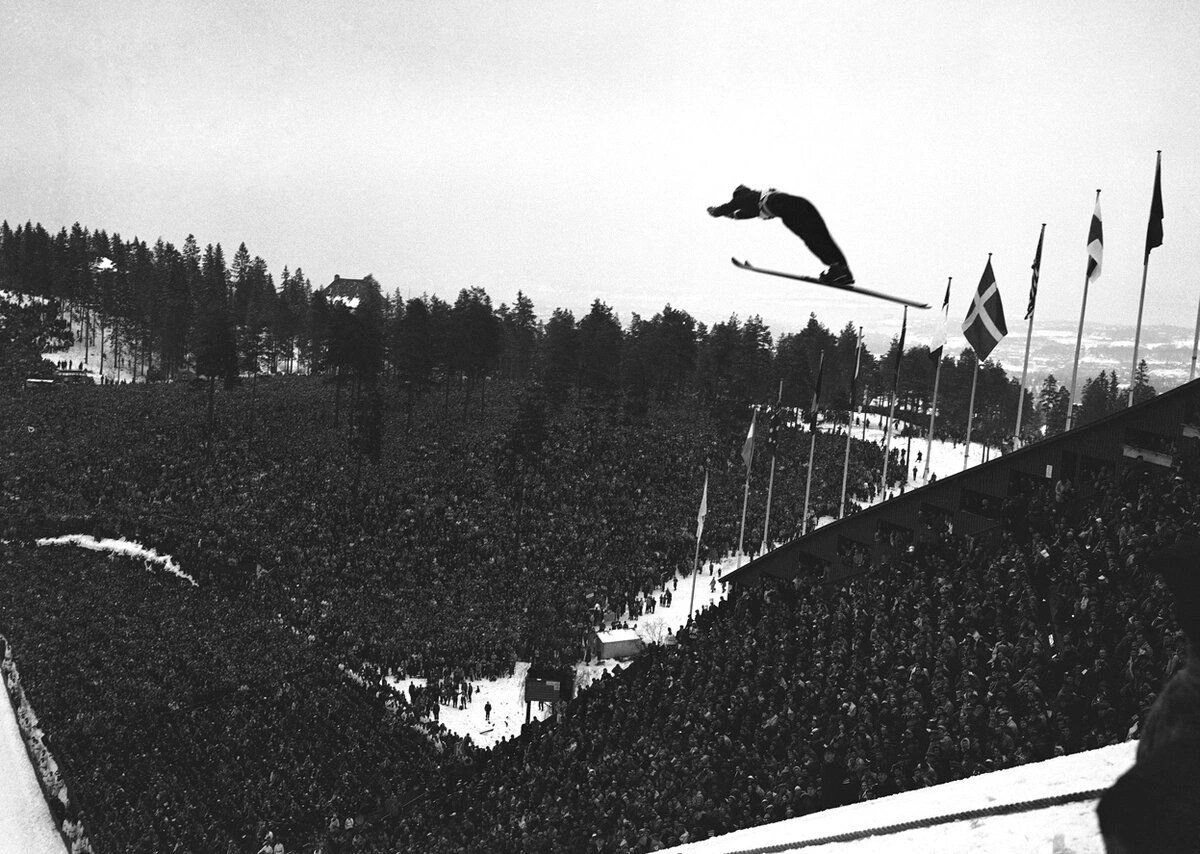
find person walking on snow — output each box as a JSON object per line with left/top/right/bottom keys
{"left": 708, "top": 185, "right": 854, "bottom": 285}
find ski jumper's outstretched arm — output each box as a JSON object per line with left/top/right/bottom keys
{"left": 707, "top": 198, "right": 759, "bottom": 219}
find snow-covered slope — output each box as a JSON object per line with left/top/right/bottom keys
{"left": 0, "top": 676, "right": 67, "bottom": 854}
{"left": 665, "top": 742, "right": 1135, "bottom": 854}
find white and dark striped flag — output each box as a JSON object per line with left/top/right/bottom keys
{"left": 962, "top": 257, "right": 1007, "bottom": 360}
{"left": 1087, "top": 194, "right": 1103, "bottom": 283}
{"left": 695, "top": 471, "right": 708, "bottom": 541}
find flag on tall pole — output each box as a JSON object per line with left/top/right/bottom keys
{"left": 1145, "top": 150, "right": 1164, "bottom": 262}
{"left": 929, "top": 278, "right": 951, "bottom": 363}
{"left": 1015, "top": 224, "right": 1046, "bottom": 446}
{"left": 695, "top": 470, "right": 708, "bottom": 541}
{"left": 1026, "top": 223, "right": 1045, "bottom": 321}
{"left": 963, "top": 256, "right": 1005, "bottom": 469}
{"left": 1068, "top": 191, "right": 1102, "bottom": 430}
{"left": 1130, "top": 151, "right": 1164, "bottom": 407}
{"left": 809, "top": 351, "right": 825, "bottom": 429}
{"left": 962, "top": 256, "right": 1007, "bottom": 360}
{"left": 741, "top": 408, "right": 758, "bottom": 470}
{"left": 891, "top": 307, "right": 908, "bottom": 396}
{"left": 1087, "top": 194, "right": 1104, "bottom": 283}
{"left": 924, "top": 277, "right": 950, "bottom": 480}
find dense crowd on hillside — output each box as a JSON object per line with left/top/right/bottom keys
{"left": 1, "top": 378, "right": 884, "bottom": 678}
{"left": 5, "top": 377, "right": 1193, "bottom": 852}
{"left": 371, "top": 446, "right": 1198, "bottom": 852}
{"left": 0, "top": 543, "right": 454, "bottom": 853}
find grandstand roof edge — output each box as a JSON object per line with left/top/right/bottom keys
{"left": 724, "top": 378, "right": 1200, "bottom": 587}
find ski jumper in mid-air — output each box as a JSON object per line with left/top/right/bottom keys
{"left": 708, "top": 185, "right": 854, "bottom": 285}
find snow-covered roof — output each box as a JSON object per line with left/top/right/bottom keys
{"left": 664, "top": 741, "right": 1134, "bottom": 853}
{"left": 596, "top": 628, "right": 642, "bottom": 644}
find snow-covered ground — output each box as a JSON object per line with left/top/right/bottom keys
{"left": 389, "top": 557, "right": 733, "bottom": 750}
{"left": 42, "top": 308, "right": 136, "bottom": 385}
{"left": 36, "top": 534, "right": 196, "bottom": 586}
{"left": 0, "top": 676, "right": 67, "bottom": 854}
{"left": 665, "top": 742, "right": 1136, "bottom": 854}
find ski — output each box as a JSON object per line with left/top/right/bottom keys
{"left": 731, "top": 258, "right": 931, "bottom": 309}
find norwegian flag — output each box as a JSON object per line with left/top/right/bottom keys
{"left": 962, "top": 257, "right": 1007, "bottom": 360}
{"left": 695, "top": 472, "right": 708, "bottom": 541}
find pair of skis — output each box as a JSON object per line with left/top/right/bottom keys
{"left": 730, "top": 258, "right": 930, "bottom": 309}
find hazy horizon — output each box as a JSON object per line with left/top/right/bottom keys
{"left": 4, "top": 1, "right": 1198, "bottom": 375}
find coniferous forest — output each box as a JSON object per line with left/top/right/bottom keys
{"left": 0, "top": 219, "right": 1157, "bottom": 447}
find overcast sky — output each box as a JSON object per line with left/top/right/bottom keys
{"left": 3, "top": 1, "right": 1198, "bottom": 366}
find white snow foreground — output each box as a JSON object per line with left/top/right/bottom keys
{"left": 0, "top": 670, "right": 68, "bottom": 854}
{"left": 665, "top": 742, "right": 1135, "bottom": 854}
{"left": 36, "top": 534, "right": 197, "bottom": 586}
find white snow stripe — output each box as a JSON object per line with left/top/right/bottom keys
{"left": 35, "top": 536, "right": 196, "bottom": 586}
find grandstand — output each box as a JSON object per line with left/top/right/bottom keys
{"left": 728, "top": 374, "right": 1200, "bottom": 587}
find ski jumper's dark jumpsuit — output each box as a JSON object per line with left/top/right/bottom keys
{"left": 709, "top": 189, "right": 849, "bottom": 269}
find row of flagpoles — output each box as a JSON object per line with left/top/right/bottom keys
{"left": 689, "top": 151, "right": 1170, "bottom": 598}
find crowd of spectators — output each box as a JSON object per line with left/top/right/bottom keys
{"left": 5, "top": 376, "right": 1191, "bottom": 852}
{"left": 373, "top": 448, "right": 1199, "bottom": 852}
{"left": 0, "top": 543, "right": 454, "bottom": 853}
{"left": 1, "top": 377, "right": 884, "bottom": 677}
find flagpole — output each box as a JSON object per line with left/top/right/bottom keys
{"left": 1191, "top": 295, "right": 1200, "bottom": 383}
{"left": 1068, "top": 189, "right": 1101, "bottom": 431}
{"left": 1014, "top": 308, "right": 1035, "bottom": 446}
{"left": 688, "top": 470, "right": 707, "bottom": 621}
{"left": 802, "top": 352, "right": 824, "bottom": 535}
{"left": 924, "top": 277, "right": 951, "bottom": 481}
{"left": 1015, "top": 224, "right": 1045, "bottom": 448}
{"left": 802, "top": 419, "right": 818, "bottom": 534}
{"left": 924, "top": 356, "right": 942, "bottom": 480}
{"left": 1127, "top": 259, "right": 1151, "bottom": 407}
{"left": 840, "top": 326, "right": 863, "bottom": 518}
{"left": 737, "top": 409, "right": 755, "bottom": 563}
{"left": 1067, "top": 272, "right": 1090, "bottom": 431}
{"left": 880, "top": 306, "right": 907, "bottom": 499}
{"left": 760, "top": 381, "right": 783, "bottom": 554}
{"left": 963, "top": 358, "right": 979, "bottom": 471}
{"left": 1129, "top": 152, "right": 1162, "bottom": 407}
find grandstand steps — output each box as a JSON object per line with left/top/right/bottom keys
{"left": 665, "top": 741, "right": 1135, "bottom": 854}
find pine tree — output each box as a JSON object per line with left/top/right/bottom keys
{"left": 1131, "top": 359, "right": 1156, "bottom": 405}
{"left": 1078, "top": 372, "right": 1111, "bottom": 426}
{"left": 578, "top": 299, "right": 623, "bottom": 399}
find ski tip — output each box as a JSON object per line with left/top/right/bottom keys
{"left": 731, "top": 257, "right": 748, "bottom": 268}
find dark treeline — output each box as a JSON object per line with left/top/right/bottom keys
{"left": 1, "top": 220, "right": 1156, "bottom": 447}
